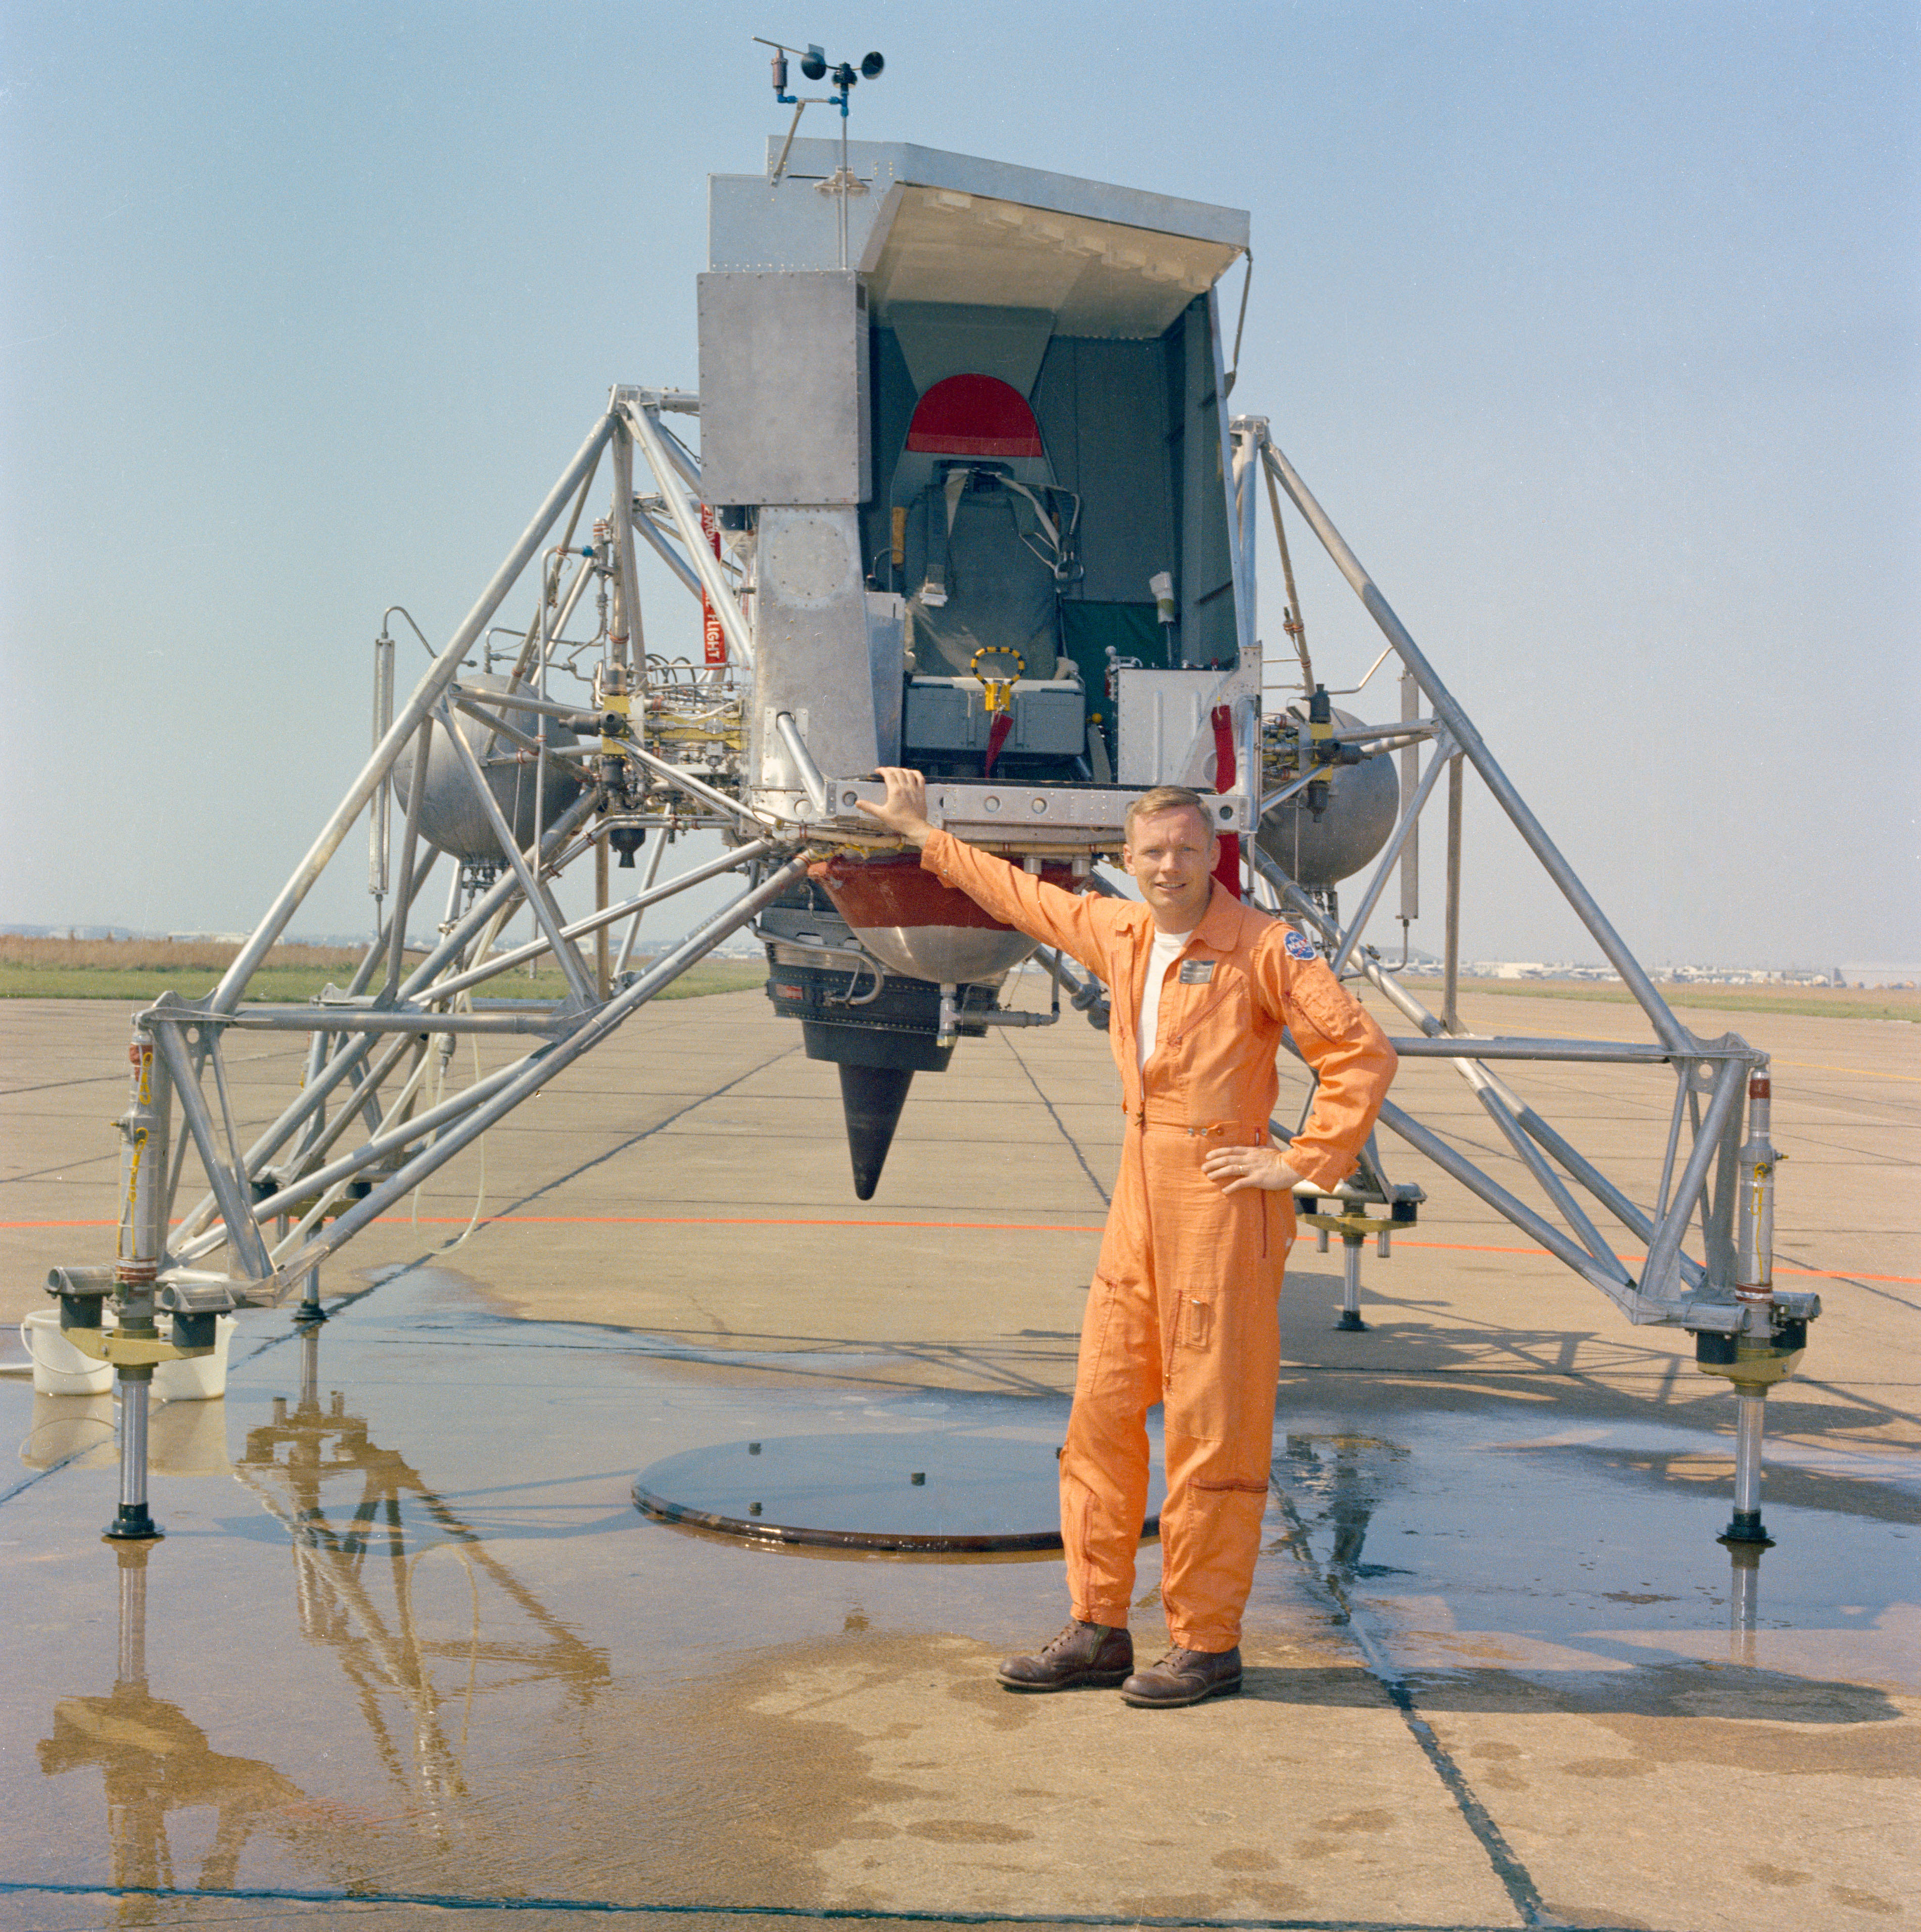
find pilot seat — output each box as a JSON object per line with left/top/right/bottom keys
{"left": 889, "top": 374, "right": 1088, "bottom": 778}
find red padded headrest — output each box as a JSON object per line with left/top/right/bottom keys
{"left": 904, "top": 373, "right": 1044, "bottom": 458}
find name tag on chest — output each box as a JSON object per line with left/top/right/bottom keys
{"left": 1177, "top": 959, "right": 1215, "bottom": 984}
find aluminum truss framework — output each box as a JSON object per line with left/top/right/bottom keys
{"left": 1223, "top": 414, "right": 1813, "bottom": 1547}
{"left": 49, "top": 389, "right": 1814, "bottom": 1548}
{"left": 52, "top": 394, "right": 816, "bottom": 1540}
{"left": 1225, "top": 416, "right": 1807, "bottom": 1323}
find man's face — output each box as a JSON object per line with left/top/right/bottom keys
{"left": 1122, "top": 807, "right": 1219, "bottom": 931}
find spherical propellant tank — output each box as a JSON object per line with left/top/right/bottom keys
{"left": 810, "top": 854, "right": 1059, "bottom": 985}
{"left": 393, "top": 677, "right": 582, "bottom": 864}
{"left": 1255, "top": 704, "right": 1399, "bottom": 888}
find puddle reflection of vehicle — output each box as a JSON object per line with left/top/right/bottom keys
{"left": 37, "top": 1322, "right": 608, "bottom": 1908}
{"left": 37, "top": 1540, "right": 314, "bottom": 1914}
{"left": 232, "top": 1323, "right": 610, "bottom": 1832}
{"left": 1724, "top": 1537, "right": 1766, "bottom": 1659}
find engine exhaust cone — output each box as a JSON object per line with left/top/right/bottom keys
{"left": 839, "top": 1063, "right": 915, "bottom": 1201}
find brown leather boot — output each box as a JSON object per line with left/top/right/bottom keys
{"left": 1119, "top": 1644, "right": 1243, "bottom": 1708}
{"left": 996, "top": 1619, "right": 1134, "bottom": 1691}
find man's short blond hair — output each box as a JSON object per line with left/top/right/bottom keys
{"left": 1123, "top": 785, "right": 1216, "bottom": 846}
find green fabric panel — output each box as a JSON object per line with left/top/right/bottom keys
{"left": 1060, "top": 602, "right": 1162, "bottom": 725}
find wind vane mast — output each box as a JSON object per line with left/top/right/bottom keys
{"left": 753, "top": 34, "right": 887, "bottom": 266}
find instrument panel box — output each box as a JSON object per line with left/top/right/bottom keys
{"left": 903, "top": 678, "right": 1086, "bottom": 758}
{"left": 1114, "top": 668, "right": 1222, "bottom": 785}
{"left": 697, "top": 271, "right": 871, "bottom": 507}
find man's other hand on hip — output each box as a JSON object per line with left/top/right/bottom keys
{"left": 1201, "top": 1144, "right": 1303, "bottom": 1197}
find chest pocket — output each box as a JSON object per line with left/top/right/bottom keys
{"left": 1165, "top": 973, "right": 1243, "bottom": 1045}
{"left": 1160, "top": 968, "right": 1257, "bottom": 1121}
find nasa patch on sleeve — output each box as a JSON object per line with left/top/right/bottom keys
{"left": 1283, "top": 929, "right": 1317, "bottom": 963}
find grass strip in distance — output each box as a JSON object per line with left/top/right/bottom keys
{"left": 0, "top": 960, "right": 768, "bottom": 1003}
{"left": 1399, "top": 975, "right": 1918, "bottom": 1026}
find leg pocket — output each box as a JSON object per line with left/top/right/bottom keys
{"left": 1186, "top": 1296, "right": 1212, "bottom": 1350}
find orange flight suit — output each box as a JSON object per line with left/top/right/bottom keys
{"left": 920, "top": 830, "right": 1397, "bottom": 1650}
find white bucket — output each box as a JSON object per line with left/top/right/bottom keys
{"left": 17, "top": 1308, "right": 237, "bottom": 1400}
{"left": 154, "top": 1313, "right": 237, "bottom": 1402}
{"left": 19, "top": 1311, "right": 114, "bottom": 1397}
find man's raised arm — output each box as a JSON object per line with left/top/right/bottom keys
{"left": 856, "top": 767, "right": 1116, "bottom": 976}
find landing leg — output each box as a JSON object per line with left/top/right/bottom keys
{"left": 1335, "top": 1233, "right": 1369, "bottom": 1332}
{"left": 294, "top": 1263, "right": 327, "bottom": 1326}
{"left": 105, "top": 1024, "right": 169, "bottom": 1542}
{"left": 106, "top": 1359, "right": 161, "bottom": 1543}
{"left": 1720, "top": 1388, "right": 1774, "bottom": 1547}
{"left": 1695, "top": 1066, "right": 1809, "bottom": 1549}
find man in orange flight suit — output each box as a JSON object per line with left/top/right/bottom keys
{"left": 861, "top": 770, "right": 1397, "bottom": 1708}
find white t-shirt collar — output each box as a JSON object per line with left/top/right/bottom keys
{"left": 1138, "top": 925, "right": 1197, "bottom": 1071}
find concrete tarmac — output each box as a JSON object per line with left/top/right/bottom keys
{"left": 1, "top": 981, "right": 1915, "bottom": 1931}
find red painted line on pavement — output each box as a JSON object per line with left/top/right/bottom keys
{"left": 464, "top": 1214, "right": 1097, "bottom": 1234}
{"left": 6, "top": 1220, "right": 144, "bottom": 1230}
{"left": 0, "top": 1214, "right": 1099, "bottom": 1236}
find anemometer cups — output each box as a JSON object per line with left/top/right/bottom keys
{"left": 798, "top": 43, "right": 883, "bottom": 84}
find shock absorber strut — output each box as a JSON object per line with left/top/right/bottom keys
{"left": 106, "top": 1026, "right": 170, "bottom": 1542}
{"left": 1693, "top": 1067, "right": 1804, "bottom": 1547}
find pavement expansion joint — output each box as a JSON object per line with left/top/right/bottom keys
{"left": 0, "top": 1884, "right": 1645, "bottom": 1927}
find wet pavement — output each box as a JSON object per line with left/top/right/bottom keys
{"left": 631, "top": 1405, "right": 1166, "bottom": 1550}
{"left": 1, "top": 987, "right": 1916, "bottom": 1929}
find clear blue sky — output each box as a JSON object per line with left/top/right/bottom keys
{"left": 3, "top": 1, "right": 1915, "bottom": 968}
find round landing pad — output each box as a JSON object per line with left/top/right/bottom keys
{"left": 633, "top": 1430, "right": 1164, "bottom": 1554}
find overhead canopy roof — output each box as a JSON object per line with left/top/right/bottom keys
{"left": 709, "top": 139, "right": 1248, "bottom": 340}
{"left": 864, "top": 183, "right": 1237, "bottom": 336}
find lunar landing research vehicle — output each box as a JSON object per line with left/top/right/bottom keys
{"left": 46, "top": 44, "right": 1818, "bottom": 1564}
